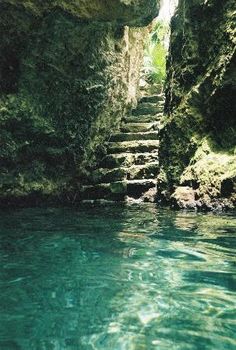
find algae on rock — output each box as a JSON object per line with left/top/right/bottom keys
{"left": 159, "top": 0, "right": 236, "bottom": 210}
{"left": 0, "top": 0, "right": 160, "bottom": 205}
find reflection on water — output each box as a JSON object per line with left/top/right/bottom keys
{"left": 0, "top": 205, "right": 236, "bottom": 350}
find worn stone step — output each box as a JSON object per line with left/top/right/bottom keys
{"left": 81, "top": 181, "right": 127, "bottom": 200}
{"left": 100, "top": 152, "right": 159, "bottom": 168}
{"left": 121, "top": 122, "right": 159, "bottom": 133}
{"left": 132, "top": 103, "right": 163, "bottom": 116}
{"left": 124, "top": 114, "right": 163, "bottom": 123}
{"left": 107, "top": 140, "right": 160, "bottom": 153}
{"left": 126, "top": 179, "right": 157, "bottom": 198}
{"left": 91, "top": 167, "right": 126, "bottom": 184}
{"left": 140, "top": 94, "right": 165, "bottom": 104}
{"left": 126, "top": 163, "right": 159, "bottom": 180}
{"left": 81, "top": 199, "right": 117, "bottom": 205}
{"left": 140, "top": 83, "right": 163, "bottom": 95}
{"left": 90, "top": 162, "right": 159, "bottom": 184}
{"left": 81, "top": 179, "right": 156, "bottom": 200}
{"left": 110, "top": 131, "right": 159, "bottom": 142}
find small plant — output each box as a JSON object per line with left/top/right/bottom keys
{"left": 144, "top": 20, "right": 169, "bottom": 85}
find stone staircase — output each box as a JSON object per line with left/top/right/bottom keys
{"left": 80, "top": 92, "right": 165, "bottom": 203}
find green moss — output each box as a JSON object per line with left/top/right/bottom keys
{"left": 181, "top": 138, "right": 236, "bottom": 200}
{"left": 0, "top": 4, "right": 147, "bottom": 204}
{"left": 159, "top": 0, "right": 236, "bottom": 209}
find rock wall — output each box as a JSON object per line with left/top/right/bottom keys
{"left": 0, "top": 0, "right": 159, "bottom": 205}
{"left": 1, "top": 0, "right": 159, "bottom": 26}
{"left": 159, "top": 0, "right": 236, "bottom": 210}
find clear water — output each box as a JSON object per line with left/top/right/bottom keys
{"left": 0, "top": 205, "right": 236, "bottom": 350}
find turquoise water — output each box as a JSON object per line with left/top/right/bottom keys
{"left": 0, "top": 205, "right": 236, "bottom": 350}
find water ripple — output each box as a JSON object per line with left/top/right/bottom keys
{"left": 0, "top": 205, "right": 235, "bottom": 350}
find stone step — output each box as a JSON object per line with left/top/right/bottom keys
{"left": 124, "top": 113, "right": 163, "bottom": 123}
{"left": 81, "top": 179, "right": 156, "bottom": 200}
{"left": 81, "top": 182, "right": 126, "bottom": 201}
{"left": 140, "top": 94, "right": 165, "bottom": 104}
{"left": 121, "top": 122, "right": 159, "bottom": 133}
{"left": 90, "top": 162, "right": 159, "bottom": 184}
{"left": 132, "top": 103, "right": 163, "bottom": 116}
{"left": 126, "top": 179, "right": 157, "bottom": 198}
{"left": 110, "top": 131, "right": 159, "bottom": 142}
{"left": 81, "top": 199, "right": 118, "bottom": 205}
{"left": 107, "top": 140, "right": 160, "bottom": 154}
{"left": 126, "top": 163, "right": 159, "bottom": 180}
{"left": 100, "top": 152, "right": 159, "bottom": 168}
{"left": 90, "top": 168, "right": 126, "bottom": 184}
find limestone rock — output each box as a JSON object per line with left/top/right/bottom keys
{"left": 2, "top": 0, "right": 159, "bottom": 26}
{"left": 158, "top": 0, "right": 236, "bottom": 210}
{"left": 141, "top": 187, "right": 157, "bottom": 203}
{"left": 221, "top": 176, "right": 236, "bottom": 198}
{"left": 0, "top": 0, "right": 159, "bottom": 202}
{"left": 171, "top": 186, "right": 197, "bottom": 210}
{"left": 110, "top": 181, "right": 127, "bottom": 194}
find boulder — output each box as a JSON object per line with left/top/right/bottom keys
{"left": 171, "top": 186, "right": 197, "bottom": 209}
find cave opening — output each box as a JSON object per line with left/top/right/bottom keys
{"left": 0, "top": 1, "right": 236, "bottom": 348}
{"left": 0, "top": 0, "right": 235, "bottom": 209}
{"left": 142, "top": 0, "right": 178, "bottom": 93}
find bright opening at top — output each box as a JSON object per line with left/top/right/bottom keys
{"left": 142, "top": 0, "right": 179, "bottom": 87}
{"left": 158, "top": 0, "right": 178, "bottom": 23}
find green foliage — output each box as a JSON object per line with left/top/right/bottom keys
{"left": 144, "top": 20, "right": 169, "bottom": 84}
